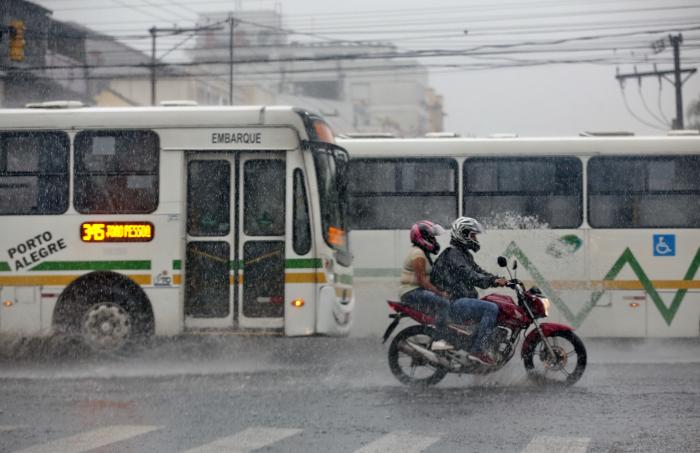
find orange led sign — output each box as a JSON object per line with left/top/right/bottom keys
{"left": 81, "top": 222, "right": 154, "bottom": 243}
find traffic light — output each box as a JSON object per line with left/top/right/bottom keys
{"left": 9, "top": 19, "right": 25, "bottom": 62}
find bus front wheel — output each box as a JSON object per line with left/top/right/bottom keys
{"left": 80, "top": 301, "right": 133, "bottom": 353}
{"left": 54, "top": 272, "right": 154, "bottom": 355}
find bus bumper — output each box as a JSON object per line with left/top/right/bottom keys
{"left": 316, "top": 285, "right": 354, "bottom": 336}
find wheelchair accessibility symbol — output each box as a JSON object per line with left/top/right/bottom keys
{"left": 653, "top": 234, "right": 675, "bottom": 256}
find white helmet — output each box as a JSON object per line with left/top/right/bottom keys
{"left": 450, "top": 217, "right": 484, "bottom": 252}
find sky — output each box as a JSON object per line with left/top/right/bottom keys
{"left": 30, "top": 0, "right": 700, "bottom": 137}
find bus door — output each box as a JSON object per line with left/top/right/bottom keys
{"left": 238, "top": 154, "right": 286, "bottom": 329}
{"left": 184, "top": 152, "right": 286, "bottom": 330}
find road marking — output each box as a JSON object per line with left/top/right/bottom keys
{"left": 522, "top": 435, "right": 590, "bottom": 453}
{"left": 12, "top": 425, "right": 160, "bottom": 453}
{"left": 354, "top": 431, "right": 442, "bottom": 453}
{"left": 1, "top": 425, "right": 22, "bottom": 432}
{"left": 183, "top": 427, "right": 303, "bottom": 453}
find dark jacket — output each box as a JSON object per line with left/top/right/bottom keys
{"left": 431, "top": 240, "right": 498, "bottom": 300}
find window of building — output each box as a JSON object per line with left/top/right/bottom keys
{"left": 463, "top": 156, "right": 582, "bottom": 228}
{"left": 348, "top": 158, "right": 457, "bottom": 229}
{"left": 74, "top": 130, "right": 159, "bottom": 214}
{"left": 293, "top": 80, "right": 342, "bottom": 100}
{"left": 588, "top": 155, "right": 700, "bottom": 228}
{"left": 0, "top": 131, "right": 69, "bottom": 215}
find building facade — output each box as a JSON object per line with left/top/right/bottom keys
{"left": 1, "top": 2, "right": 444, "bottom": 136}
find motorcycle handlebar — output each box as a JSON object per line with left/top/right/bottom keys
{"left": 507, "top": 279, "right": 525, "bottom": 292}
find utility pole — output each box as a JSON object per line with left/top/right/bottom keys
{"left": 149, "top": 24, "right": 223, "bottom": 106}
{"left": 150, "top": 26, "right": 156, "bottom": 106}
{"left": 671, "top": 34, "right": 684, "bottom": 129}
{"left": 616, "top": 33, "right": 696, "bottom": 129}
{"left": 228, "top": 15, "right": 236, "bottom": 105}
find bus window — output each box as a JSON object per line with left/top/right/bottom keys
{"left": 74, "top": 130, "right": 159, "bottom": 214}
{"left": 312, "top": 145, "right": 350, "bottom": 249}
{"left": 348, "top": 158, "right": 457, "bottom": 229}
{"left": 293, "top": 169, "right": 312, "bottom": 255}
{"left": 187, "top": 160, "right": 231, "bottom": 236}
{"left": 0, "top": 131, "right": 69, "bottom": 215}
{"left": 244, "top": 160, "right": 285, "bottom": 236}
{"left": 185, "top": 241, "right": 230, "bottom": 317}
{"left": 588, "top": 155, "right": 700, "bottom": 228}
{"left": 463, "top": 156, "right": 582, "bottom": 229}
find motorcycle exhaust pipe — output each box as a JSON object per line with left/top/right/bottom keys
{"left": 400, "top": 340, "right": 455, "bottom": 370}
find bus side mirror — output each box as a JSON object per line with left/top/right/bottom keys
{"left": 497, "top": 256, "right": 508, "bottom": 267}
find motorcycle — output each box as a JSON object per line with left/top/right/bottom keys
{"left": 383, "top": 256, "right": 587, "bottom": 386}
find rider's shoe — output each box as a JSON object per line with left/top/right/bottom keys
{"left": 468, "top": 352, "right": 496, "bottom": 366}
{"left": 430, "top": 339, "right": 455, "bottom": 351}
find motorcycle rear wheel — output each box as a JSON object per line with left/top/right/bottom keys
{"left": 388, "top": 325, "right": 448, "bottom": 386}
{"left": 522, "top": 330, "right": 587, "bottom": 386}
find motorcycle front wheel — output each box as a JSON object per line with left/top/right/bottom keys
{"left": 522, "top": 330, "right": 587, "bottom": 386}
{"left": 388, "top": 325, "right": 448, "bottom": 386}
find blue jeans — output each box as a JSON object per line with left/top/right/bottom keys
{"left": 400, "top": 288, "right": 450, "bottom": 339}
{"left": 449, "top": 298, "right": 498, "bottom": 353}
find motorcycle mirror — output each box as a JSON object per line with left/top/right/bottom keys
{"left": 497, "top": 256, "right": 508, "bottom": 267}
{"left": 512, "top": 260, "right": 518, "bottom": 270}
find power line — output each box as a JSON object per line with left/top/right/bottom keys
{"left": 619, "top": 85, "right": 668, "bottom": 131}
{"left": 638, "top": 81, "right": 670, "bottom": 128}
{"left": 9, "top": 39, "right": 700, "bottom": 74}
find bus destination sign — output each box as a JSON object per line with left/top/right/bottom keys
{"left": 81, "top": 222, "right": 154, "bottom": 243}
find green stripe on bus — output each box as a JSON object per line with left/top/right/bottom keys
{"left": 30, "top": 261, "right": 151, "bottom": 271}
{"left": 337, "top": 274, "right": 353, "bottom": 285}
{"left": 0, "top": 262, "right": 11, "bottom": 271}
{"left": 354, "top": 268, "right": 401, "bottom": 278}
{"left": 286, "top": 258, "right": 322, "bottom": 269}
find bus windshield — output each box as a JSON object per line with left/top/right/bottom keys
{"left": 311, "top": 142, "right": 351, "bottom": 263}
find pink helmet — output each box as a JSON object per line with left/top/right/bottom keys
{"left": 410, "top": 220, "right": 446, "bottom": 254}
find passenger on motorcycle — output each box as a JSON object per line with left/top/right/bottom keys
{"left": 431, "top": 217, "right": 508, "bottom": 366}
{"left": 399, "top": 220, "right": 454, "bottom": 351}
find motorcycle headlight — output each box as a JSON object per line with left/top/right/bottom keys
{"left": 540, "top": 297, "right": 550, "bottom": 316}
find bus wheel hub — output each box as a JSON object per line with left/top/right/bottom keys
{"left": 82, "top": 303, "right": 131, "bottom": 351}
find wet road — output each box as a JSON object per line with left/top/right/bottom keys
{"left": 0, "top": 336, "right": 698, "bottom": 452}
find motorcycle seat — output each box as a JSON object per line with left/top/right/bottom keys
{"left": 387, "top": 299, "right": 480, "bottom": 329}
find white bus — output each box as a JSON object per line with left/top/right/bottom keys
{"left": 338, "top": 134, "right": 700, "bottom": 338}
{"left": 0, "top": 104, "right": 354, "bottom": 353}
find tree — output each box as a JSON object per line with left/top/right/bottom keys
{"left": 688, "top": 94, "right": 700, "bottom": 130}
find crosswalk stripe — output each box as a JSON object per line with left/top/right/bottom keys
{"left": 183, "top": 427, "right": 303, "bottom": 453}
{"left": 522, "top": 435, "right": 590, "bottom": 453}
{"left": 354, "top": 431, "right": 442, "bottom": 453}
{"left": 12, "top": 425, "right": 160, "bottom": 453}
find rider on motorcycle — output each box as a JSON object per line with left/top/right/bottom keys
{"left": 399, "top": 220, "right": 453, "bottom": 351}
{"left": 431, "top": 217, "right": 508, "bottom": 366}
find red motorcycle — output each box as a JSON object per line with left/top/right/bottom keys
{"left": 383, "top": 256, "right": 587, "bottom": 386}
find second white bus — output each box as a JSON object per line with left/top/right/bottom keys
{"left": 338, "top": 134, "right": 700, "bottom": 338}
